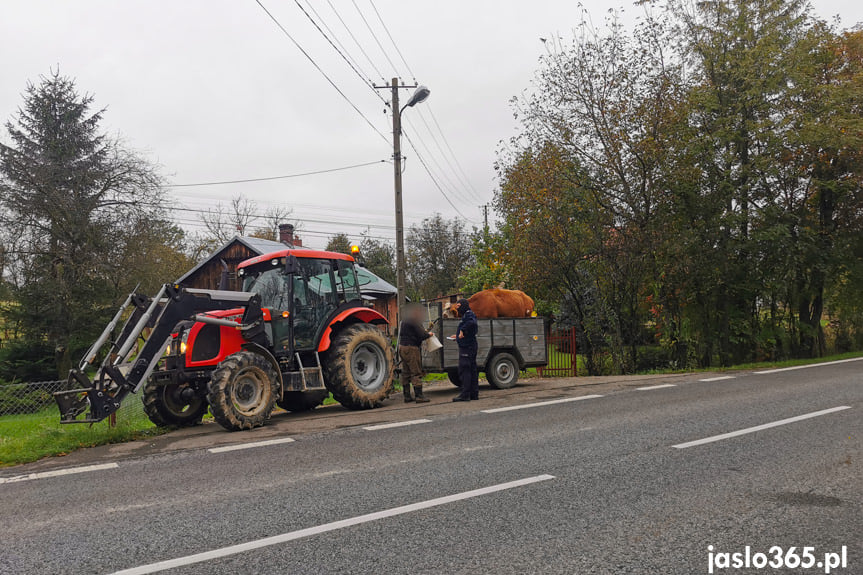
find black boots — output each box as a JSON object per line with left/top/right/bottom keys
{"left": 414, "top": 384, "right": 430, "bottom": 403}
{"left": 403, "top": 384, "right": 414, "bottom": 403}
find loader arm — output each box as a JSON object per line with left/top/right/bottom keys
{"left": 55, "top": 284, "right": 266, "bottom": 424}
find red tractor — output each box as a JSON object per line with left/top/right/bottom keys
{"left": 55, "top": 249, "right": 395, "bottom": 431}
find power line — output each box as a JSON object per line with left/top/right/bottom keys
{"left": 401, "top": 129, "right": 477, "bottom": 223}
{"left": 171, "top": 216, "right": 396, "bottom": 241}
{"left": 367, "top": 0, "right": 415, "bottom": 80}
{"left": 362, "top": 0, "right": 485, "bottom": 201}
{"left": 271, "top": 0, "right": 476, "bottom": 220}
{"left": 326, "top": 0, "right": 386, "bottom": 81}
{"left": 171, "top": 193, "right": 431, "bottom": 223}
{"left": 166, "top": 204, "right": 399, "bottom": 230}
{"left": 166, "top": 160, "right": 386, "bottom": 188}
{"left": 401, "top": 115, "right": 473, "bottom": 206}
{"left": 253, "top": 0, "right": 389, "bottom": 145}
{"left": 301, "top": 0, "right": 373, "bottom": 83}
{"left": 425, "top": 106, "right": 485, "bottom": 200}
{"left": 293, "top": 0, "right": 376, "bottom": 91}
{"left": 405, "top": 111, "right": 479, "bottom": 204}
{"left": 350, "top": 0, "right": 400, "bottom": 76}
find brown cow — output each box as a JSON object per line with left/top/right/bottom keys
{"left": 443, "top": 289, "right": 535, "bottom": 319}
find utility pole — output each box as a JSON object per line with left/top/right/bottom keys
{"left": 374, "top": 78, "right": 430, "bottom": 328}
{"left": 481, "top": 204, "right": 489, "bottom": 236}
{"left": 390, "top": 78, "right": 408, "bottom": 318}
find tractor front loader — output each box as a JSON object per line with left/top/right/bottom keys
{"left": 54, "top": 249, "right": 395, "bottom": 431}
{"left": 54, "top": 284, "right": 264, "bottom": 425}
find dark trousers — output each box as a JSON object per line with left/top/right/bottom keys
{"left": 457, "top": 347, "right": 479, "bottom": 399}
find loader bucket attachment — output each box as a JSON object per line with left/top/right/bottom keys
{"left": 54, "top": 368, "right": 126, "bottom": 424}
{"left": 53, "top": 388, "right": 91, "bottom": 422}
{"left": 53, "top": 387, "right": 122, "bottom": 424}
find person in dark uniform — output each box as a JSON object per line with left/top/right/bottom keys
{"left": 452, "top": 298, "right": 479, "bottom": 401}
{"left": 399, "top": 305, "right": 433, "bottom": 403}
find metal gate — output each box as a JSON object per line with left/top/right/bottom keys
{"left": 538, "top": 327, "right": 577, "bottom": 377}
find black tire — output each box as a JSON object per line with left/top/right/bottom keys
{"left": 277, "top": 390, "right": 329, "bottom": 413}
{"left": 486, "top": 352, "right": 519, "bottom": 389}
{"left": 142, "top": 380, "right": 208, "bottom": 427}
{"left": 323, "top": 323, "right": 394, "bottom": 409}
{"left": 447, "top": 368, "right": 461, "bottom": 387}
{"left": 207, "top": 351, "right": 279, "bottom": 431}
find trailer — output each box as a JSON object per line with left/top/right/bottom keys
{"left": 420, "top": 302, "right": 547, "bottom": 389}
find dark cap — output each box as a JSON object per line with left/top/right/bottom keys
{"left": 457, "top": 298, "right": 471, "bottom": 311}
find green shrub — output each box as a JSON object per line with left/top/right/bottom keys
{"left": 0, "top": 339, "right": 57, "bottom": 382}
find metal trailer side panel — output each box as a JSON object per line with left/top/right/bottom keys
{"left": 421, "top": 317, "right": 547, "bottom": 372}
{"left": 513, "top": 318, "right": 547, "bottom": 366}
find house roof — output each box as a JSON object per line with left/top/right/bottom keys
{"left": 356, "top": 265, "right": 397, "bottom": 296}
{"left": 175, "top": 235, "right": 284, "bottom": 285}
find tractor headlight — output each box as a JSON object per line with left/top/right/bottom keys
{"left": 180, "top": 329, "right": 190, "bottom": 355}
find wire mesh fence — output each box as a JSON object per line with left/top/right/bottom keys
{"left": 0, "top": 379, "right": 149, "bottom": 426}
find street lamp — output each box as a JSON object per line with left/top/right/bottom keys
{"left": 389, "top": 80, "right": 430, "bottom": 327}
{"left": 404, "top": 85, "right": 430, "bottom": 109}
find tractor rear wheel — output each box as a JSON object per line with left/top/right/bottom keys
{"left": 142, "top": 380, "right": 208, "bottom": 427}
{"left": 277, "top": 390, "right": 329, "bottom": 413}
{"left": 207, "top": 351, "right": 279, "bottom": 431}
{"left": 323, "top": 323, "right": 394, "bottom": 409}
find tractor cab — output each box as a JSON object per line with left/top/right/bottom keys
{"left": 237, "top": 250, "right": 363, "bottom": 356}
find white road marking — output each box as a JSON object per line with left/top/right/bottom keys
{"left": 481, "top": 395, "right": 603, "bottom": 414}
{"left": 363, "top": 419, "right": 432, "bottom": 431}
{"left": 754, "top": 356, "right": 863, "bottom": 374}
{"left": 672, "top": 406, "right": 852, "bottom": 449}
{"left": 207, "top": 437, "right": 295, "bottom": 454}
{"left": 0, "top": 462, "right": 118, "bottom": 485}
{"left": 636, "top": 383, "right": 677, "bottom": 391}
{"left": 110, "top": 474, "right": 556, "bottom": 575}
{"left": 699, "top": 375, "right": 736, "bottom": 382}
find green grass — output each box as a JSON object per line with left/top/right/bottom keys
{"left": 0, "top": 407, "right": 166, "bottom": 468}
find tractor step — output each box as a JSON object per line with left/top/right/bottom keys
{"left": 285, "top": 352, "right": 326, "bottom": 391}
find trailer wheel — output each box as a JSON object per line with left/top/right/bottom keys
{"left": 142, "top": 381, "right": 208, "bottom": 427}
{"left": 447, "top": 368, "right": 461, "bottom": 387}
{"left": 323, "top": 323, "right": 394, "bottom": 409}
{"left": 277, "top": 390, "right": 329, "bottom": 413}
{"left": 207, "top": 351, "right": 279, "bottom": 430}
{"left": 486, "top": 352, "right": 519, "bottom": 389}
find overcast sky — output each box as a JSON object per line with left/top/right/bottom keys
{"left": 2, "top": 0, "right": 861, "bottom": 249}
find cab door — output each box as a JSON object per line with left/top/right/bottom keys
{"left": 292, "top": 258, "right": 339, "bottom": 350}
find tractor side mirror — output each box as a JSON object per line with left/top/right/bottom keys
{"left": 284, "top": 255, "right": 299, "bottom": 275}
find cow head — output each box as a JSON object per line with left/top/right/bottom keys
{"left": 442, "top": 302, "right": 461, "bottom": 318}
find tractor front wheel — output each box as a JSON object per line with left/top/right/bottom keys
{"left": 142, "top": 380, "right": 208, "bottom": 427}
{"left": 207, "top": 351, "right": 279, "bottom": 431}
{"left": 323, "top": 323, "right": 394, "bottom": 409}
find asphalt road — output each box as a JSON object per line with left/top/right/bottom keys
{"left": 1, "top": 360, "right": 860, "bottom": 575}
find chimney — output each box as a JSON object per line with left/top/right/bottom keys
{"left": 278, "top": 223, "right": 294, "bottom": 246}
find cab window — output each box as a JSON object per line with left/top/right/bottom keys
{"left": 335, "top": 260, "right": 362, "bottom": 303}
